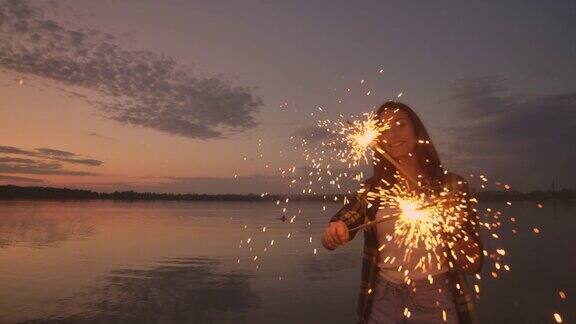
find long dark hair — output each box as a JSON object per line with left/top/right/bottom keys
{"left": 371, "top": 101, "right": 445, "bottom": 189}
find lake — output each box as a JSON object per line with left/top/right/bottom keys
{"left": 0, "top": 200, "right": 573, "bottom": 323}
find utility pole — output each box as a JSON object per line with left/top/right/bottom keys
{"left": 552, "top": 178, "right": 557, "bottom": 217}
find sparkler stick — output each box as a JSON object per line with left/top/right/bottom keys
{"left": 347, "top": 199, "right": 440, "bottom": 232}
{"left": 347, "top": 213, "right": 400, "bottom": 232}
{"left": 346, "top": 145, "right": 425, "bottom": 233}
{"left": 346, "top": 191, "right": 440, "bottom": 233}
{"left": 374, "top": 147, "right": 418, "bottom": 188}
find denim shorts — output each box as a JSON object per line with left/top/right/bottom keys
{"left": 367, "top": 273, "right": 458, "bottom": 324}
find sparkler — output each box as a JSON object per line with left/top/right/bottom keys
{"left": 347, "top": 142, "right": 430, "bottom": 234}
{"left": 345, "top": 115, "right": 386, "bottom": 165}
{"left": 361, "top": 176, "right": 472, "bottom": 272}
{"left": 331, "top": 111, "right": 391, "bottom": 167}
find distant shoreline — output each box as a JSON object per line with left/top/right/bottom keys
{"left": 0, "top": 184, "right": 574, "bottom": 203}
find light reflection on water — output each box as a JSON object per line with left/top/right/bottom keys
{"left": 0, "top": 200, "right": 574, "bottom": 323}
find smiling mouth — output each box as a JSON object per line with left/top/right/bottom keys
{"left": 389, "top": 141, "right": 405, "bottom": 148}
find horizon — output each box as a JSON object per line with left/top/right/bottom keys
{"left": 1, "top": 183, "right": 573, "bottom": 197}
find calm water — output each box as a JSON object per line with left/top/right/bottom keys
{"left": 0, "top": 200, "right": 574, "bottom": 323}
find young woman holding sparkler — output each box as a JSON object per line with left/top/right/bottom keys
{"left": 321, "top": 101, "right": 483, "bottom": 324}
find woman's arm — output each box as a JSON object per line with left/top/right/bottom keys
{"left": 330, "top": 193, "right": 369, "bottom": 240}
{"left": 321, "top": 191, "right": 369, "bottom": 250}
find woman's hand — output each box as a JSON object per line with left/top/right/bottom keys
{"left": 321, "top": 221, "right": 350, "bottom": 250}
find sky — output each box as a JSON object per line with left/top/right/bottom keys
{"left": 1, "top": 0, "right": 575, "bottom": 194}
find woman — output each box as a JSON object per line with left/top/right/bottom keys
{"left": 321, "top": 101, "right": 483, "bottom": 324}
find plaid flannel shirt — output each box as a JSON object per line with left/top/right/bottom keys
{"left": 330, "top": 172, "right": 483, "bottom": 324}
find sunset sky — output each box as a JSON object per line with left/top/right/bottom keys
{"left": 1, "top": 0, "right": 575, "bottom": 193}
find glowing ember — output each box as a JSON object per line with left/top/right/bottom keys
{"left": 553, "top": 313, "right": 563, "bottom": 323}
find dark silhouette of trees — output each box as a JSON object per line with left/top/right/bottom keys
{"left": 0, "top": 185, "right": 337, "bottom": 202}
{"left": 0, "top": 185, "right": 574, "bottom": 202}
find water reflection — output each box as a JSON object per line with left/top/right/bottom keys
{"left": 0, "top": 200, "right": 573, "bottom": 323}
{"left": 0, "top": 207, "right": 95, "bottom": 248}
{"left": 301, "top": 252, "right": 359, "bottom": 281}
{"left": 21, "top": 257, "right": 259, "bottom": 323}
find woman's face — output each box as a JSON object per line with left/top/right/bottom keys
{"left": 377, "top": 109, "right": 417, "bottom": 159}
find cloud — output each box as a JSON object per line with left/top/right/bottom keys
{"left": 0, "top": 161, "right": 98, "bottom": 176}
{"left": 443, "top": 77, "right": 576, "bottom": 189}
{"left": 35, "top": 148, "right": 75, "bottom": 157}
{"left": 0, "top": 156, "right": 37, "bottom": 163}
{"left": 0, "top": 145, "right": 103, "bottom": 166}
{"left": 0, "top": 174, "right": 45, "bottom": 183}
{"left": 35, "top": 147, "right": 103, "bottom": 166}
{"left": 0, "top": 146, "right": 35, "bottom": 156}
{"left": 447, "top": 76, "right": 513, "bottom": 119}
{"left": 88, "top": 132, "right": 115, "bottom": 140}
{"left": 0, "top": 145, "right": 103, "bottom": 177}
{"left": 291, "top": 125, "right": 332, "bottom": 143}
{"left": 0, "top": 0, "right": 263, "bottom": 139}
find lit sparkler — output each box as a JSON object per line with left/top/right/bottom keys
{"left": 361, "top": 176, "right": 472, "bottom": 273}
{"left": 336, "top": 112, "right": 390, "bottom": 167}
